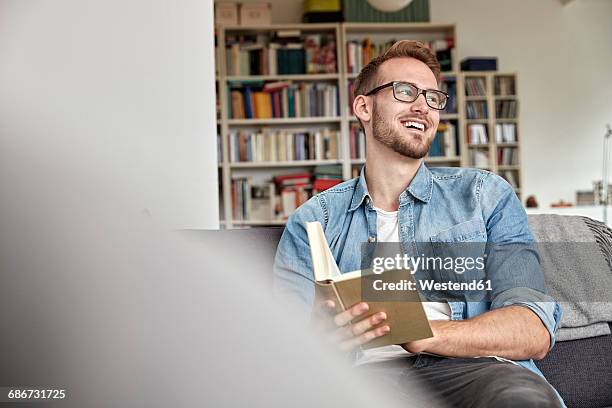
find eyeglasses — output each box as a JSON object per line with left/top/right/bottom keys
{"left": 364, "top": 81, "right": 449, "bottom": 110}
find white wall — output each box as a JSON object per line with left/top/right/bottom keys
{"left": 256, "top": 0, "right": 612, "bottom": 208}
{"left": 431, "top": 0, "right": 612, "bottom": 207}
{"left": 0, "top": 0, "right": 219, "bottom": 229}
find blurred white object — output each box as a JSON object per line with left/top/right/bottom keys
{"left": 367, "top": 0, "right": 414, "bottom": 12}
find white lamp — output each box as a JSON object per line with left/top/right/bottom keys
{"left": 367, "top": 0, "right": 414, "bottom": 12}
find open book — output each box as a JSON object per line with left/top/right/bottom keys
{"left": 306, "top": 221, "right": 433, "bottom": 349}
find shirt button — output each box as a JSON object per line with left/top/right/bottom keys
{"left": 368, "top": 236, "right": 376, "bottom": 243}
{"left": 365, "top": 197, "right": 370, "bottom": 205}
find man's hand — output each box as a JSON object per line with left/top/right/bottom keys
{"left": 313, "top": 300, "right": 390, "bottom": 352}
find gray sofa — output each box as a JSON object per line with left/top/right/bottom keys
{"left": 213, "top": 214, "right": 612, "bottom": 408}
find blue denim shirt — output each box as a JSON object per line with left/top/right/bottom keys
{"left": 274, "top": 163, "right": 562, "bottom": 387}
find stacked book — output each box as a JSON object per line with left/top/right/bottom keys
{"left": 464, "top": 77, "right": 487, "bottom": 96}
{"left": 225, "top": 32, "right": 337, "bottom": 76}
{"left": 466, "top": 101, "right": 488, "bottom": 119}
{"left": 229, "top": 82, "right": 339, "bottom": 119}
{"left": 313, "top": 165, "right": 343, "bottom": 193}
{"left": 274, "top": 172, "right": 312, "bottom": 220}
{"left": 346, "top": 38, "right": 453, "bottom": 74}
{"left": 467, "top": 124, "right": 488, "bottom": 144}
{"left": 228, "top": 129, "right": 339, "bottom": 162}
{"left": 495, "top": 123, "right": 517, "bottom": 143}
{"left": 495, "top": 100, "right": 517, "bottom": 118}
{"left": 429, "top": 122, "right": 457, "bottom": 157}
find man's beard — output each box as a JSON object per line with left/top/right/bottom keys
{"left": 371, "top": 103, "right": 432, "bottom": 159}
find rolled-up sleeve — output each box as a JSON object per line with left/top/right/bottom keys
{"left": 481, "top": 172, "right": 563, "bottom": 350}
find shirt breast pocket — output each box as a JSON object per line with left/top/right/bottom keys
{"left": 428, "top": 218, "right": 487, "bottom": 293}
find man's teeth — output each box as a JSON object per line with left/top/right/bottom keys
{"left": 402, "top": 121, "right": 425, "bottom": 131}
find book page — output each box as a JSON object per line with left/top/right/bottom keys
{"left": 305, "top": 222, "right": 341, "bottom": 282}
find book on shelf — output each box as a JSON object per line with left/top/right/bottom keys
{"left": 274, "top": 172, "right": 312, "bottom": 219}
{"left": 464, "top": 77, "right": 486, "bottom": 96}
{"left": 494, "top": 76, "right": 516, "bottom": 96}
{"left": 305, "top": 221, "right": 433, "bottom": 349}
{"left": 228, "top": 128, "right": 339, "bottom": 162}
{"left": 500, "top": 170, "right": 519, "bottom": 189}
{"left": 349, "top": 122, "right": 366, "bottom": 160}
{"left": 225, "top": 32, "right": 337, "bottom": 76}
{"left": 466, "top": 100, "right": 488, "bottom": 119}
{"left": 495, "top": 100, "right": 517, "bottom": 118}
{"left": 228, "top": 82, "right": 339, "bottom": 119}
{"left": 231, "top": 177, "right": 276, "bottom": 221}
{"left": 495, "top": 123, "right": 517, "bottom": 143}
{"left": 346, "top": 38, "right": 453, "bottom": 74}
{"left": 467, "top": 124, "right": 488, "bottom": 144}
{"left": 469, "top": 149, "right": 489, "bottom": 168}
{"left": 429, "top": 122, "right": 457, "bottom": 158}
{"left": 440, "top": 76, "right": 457, "bottom": 114}
{"left": 497, "top": 147, "right": 518, "bottom": 165}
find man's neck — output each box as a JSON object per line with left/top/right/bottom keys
{"left": 364, "top": 143, "right": 422, "bottom": 212}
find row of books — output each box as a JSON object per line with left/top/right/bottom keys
{"left": 229, "top": 82, "right": 339, "bottom": 119}
{"left": 225, "top": 33, "right": 337, "bottom": 76}
{"left": 228, "top": 129, "right": 339, "bottom": 162}
{"left": 466, "top": 101, "right": 488, "bottom": 119}
{"left": 465, "top": 77, "right": 487, "bottom": 96}
{"left": 495, "top": 123, "right": 518, "bottom": 143}
{"left": 468, "top": 123, "right": 518, "bottom": 145}
{"left": 495, "top": 100, "right": 518, "bottom": 118}
{"left": 467, "top": 124, "right": 488, "bottom": 144}
{"left": 430, "top": 122, "right": 458, "bottom": 157}
{"left": 497, "top": 147, "right": 519, "bottom": 165}
{"left": 494, "top": 76, "right": 516, "bottom": 96}
{"left": 345, "top": 38, "right": 453, "bottom": 74}
{"left": 231, "top": 168, "right": 344, "bottom": 221}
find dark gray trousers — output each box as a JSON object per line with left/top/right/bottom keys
{"left": 359, "top": 354, "right": 564, "bottom": 408}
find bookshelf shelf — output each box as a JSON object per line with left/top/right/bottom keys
{"left": 495, "top": 118, "right": 518, "bottom": 122}
{"left": 467, "top": 144, "right": 490, "bottom": 148}
{"left": 230, "top": 160, "right": 342, "bottom": 168}
{"left": 227, "top": 117, "right": 342, "bottom": 125}
{"left": 497, "top": 143, "right": 519, "bottom": 147}
{"left": 466, "top": 119, "right": 489, "bottom": 124}
{"left": 226, "top": 73, "right": 340, "bottom": 81}
{"left": 465, "top": 96, "right": 487, "bottom": 101}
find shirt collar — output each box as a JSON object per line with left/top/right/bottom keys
{"left": 348, "top": 162, "right": 433, "bottom": 212}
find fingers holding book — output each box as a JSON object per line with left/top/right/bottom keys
{"left": 313, "top": 300, "right": 391, "bottom": 352}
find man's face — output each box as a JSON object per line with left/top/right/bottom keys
{"left": 369, "top": 57, "right": 440, "bottom": 159}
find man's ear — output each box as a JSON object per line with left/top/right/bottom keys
{"left": 353, "top": 94, "right": 371, "bottom": 123}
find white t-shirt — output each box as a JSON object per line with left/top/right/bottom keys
{"left": 356, "top": 206, "right": 451, "bottom": 365}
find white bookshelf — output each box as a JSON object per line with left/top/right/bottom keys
{"left": 216, "top": 23, "right": 524, "bottom": 228}
{"left": 460, "top": 71, "right": 521, "bottom": 197}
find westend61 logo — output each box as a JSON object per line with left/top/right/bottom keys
{"left": 371, "top": 253, "right": 486, "bottom": 275}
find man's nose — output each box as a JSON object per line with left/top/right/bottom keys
{"left": 410, "top": 93, "right": 430, "bottom": 114}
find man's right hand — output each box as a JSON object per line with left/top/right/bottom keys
{"left": 313, "top": 300, "right": 390, "bottom": 352}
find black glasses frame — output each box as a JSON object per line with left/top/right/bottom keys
{"left": 364, "top": 81, "right": 449, "bottom": 110}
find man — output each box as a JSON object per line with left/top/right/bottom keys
{"left": 274, "top": 40, "right": 564, "bottom": 408}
